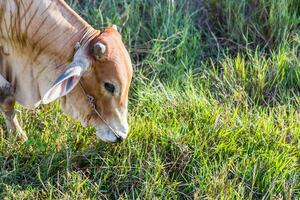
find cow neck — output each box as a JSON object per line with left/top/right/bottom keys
{"left": 77, "top": 28, "right": 100, "bottom": 48}
{"left": 52, "top": 0, "right": 100, "bottom": 52}
{"left": 20, "top": 0, "right": 97, "bottom": 64}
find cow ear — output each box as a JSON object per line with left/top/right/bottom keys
{"left": 42, "top": 49, "right": 89, "bottom": 104}
{"left": 42, "top": 66, "right": 84, "bottom": 104}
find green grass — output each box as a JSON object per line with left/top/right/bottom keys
{"left": 0, "top": 0, "right": 299, "bottom": 199}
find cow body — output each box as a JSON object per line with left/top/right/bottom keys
{"left": 0, "top": 0, "right": 133, "bottom": 142}
{"left": 0, "top": 0, "right": 95, "bottom": 108}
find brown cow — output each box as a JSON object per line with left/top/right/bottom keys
{"left": 0, "top": 0, "right": 133, "bottom": 143}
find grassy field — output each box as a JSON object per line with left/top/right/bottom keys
{"left": 0, "top": 0, "right": 299, "bottom": 199}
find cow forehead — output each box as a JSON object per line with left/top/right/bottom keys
{"left": 90, "top": 28, "right": 132, "bottom": 78}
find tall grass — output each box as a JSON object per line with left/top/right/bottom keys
{"left": 203, "top": 0, "right": 300, "bottom": 53}
{"left": 0, "top": 0, "right": 299, "bottom": 199}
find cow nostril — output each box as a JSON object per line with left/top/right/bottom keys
{"left": 115, "top": 137, "right": 124, "bottom": 143}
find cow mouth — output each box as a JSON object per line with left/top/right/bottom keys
{"left": 96, "top": 126, "right": 128, "bottom": 143}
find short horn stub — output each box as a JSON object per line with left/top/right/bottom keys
{"left": 93, "top": 42, "right": 106, "bottom": 60}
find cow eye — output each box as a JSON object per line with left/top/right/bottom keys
{"left": 104, "top": 82, "right": 115, "bottom": 93}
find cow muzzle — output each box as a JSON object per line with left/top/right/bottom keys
{"left": 96, "top": 122, "right": 129, "bottom": 143}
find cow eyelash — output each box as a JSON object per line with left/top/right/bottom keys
{"left": 104, "top": 82, "right": 115, "bottom": 94}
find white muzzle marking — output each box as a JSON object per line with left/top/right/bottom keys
{"left": 96, "top": 122, "right": 129, "bottom": 143}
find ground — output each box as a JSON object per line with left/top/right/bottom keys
{"left": 0, "top": 0, "right": 299, "bottom": 199}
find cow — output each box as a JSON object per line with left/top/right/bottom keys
{"left": 0, "top": 0, "right": 133, "bottom": 143}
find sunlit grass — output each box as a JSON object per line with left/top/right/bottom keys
{"left": 0, "top": 0, "right": 299, "bottom": 199}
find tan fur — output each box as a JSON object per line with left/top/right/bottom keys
{"left": 0, "top": 0, "right": 133, "bottom": 142}
{"left": 0, "top": 0, "right": 97, "bottom": 107}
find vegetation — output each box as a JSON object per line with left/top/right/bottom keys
{"left": 0, "top": 0, "right": 299, "bottom": 199}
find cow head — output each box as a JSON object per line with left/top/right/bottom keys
{"left": 42, "top": 26, "right": 133, "bottom": 143}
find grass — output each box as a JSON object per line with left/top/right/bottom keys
{"left": 0, "top": 0, "right": 299, "bottom": 199}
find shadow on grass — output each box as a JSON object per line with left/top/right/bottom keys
{"left": 0, "top": 142, "right": 121, "bottom": 198}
